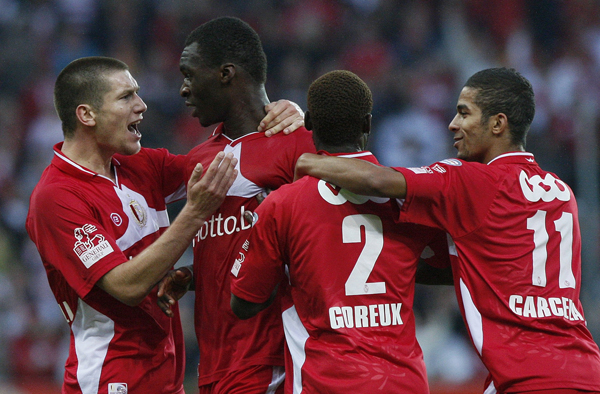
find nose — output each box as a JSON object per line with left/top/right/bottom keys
{"left": 448, "top": 114, "right": 460, "bottom": 134}
{"left": 180, "top": 82, "right": 189, "bottom": 98}
{"left": 135, "top": 94, "right": 148, "bottom": 114}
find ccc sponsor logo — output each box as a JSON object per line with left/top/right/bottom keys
{"left": 519, "top": 171, "right": 570, "bottom": 202}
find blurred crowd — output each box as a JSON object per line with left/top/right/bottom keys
{"left": 1, "top": 0, "right": 600, "bottom": 391}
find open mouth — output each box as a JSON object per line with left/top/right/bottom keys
{"left": 128, "top": 121, "right": 141, "bottom": 137}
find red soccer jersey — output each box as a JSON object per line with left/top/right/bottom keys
{"left": 394, "top": 152, "right": 600, "bottom": 393}
{"left": 26, "top": 143, "right": 187, "bottom": 394}
{"left": 184, "top": 125, "right": 316, "bottom": 386}
{"left": 231, "top": 151, "right": 451, "bottom": 394}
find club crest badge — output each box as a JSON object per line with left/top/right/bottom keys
{"left": 72, "top": 224, "right": 114, "bottom": 268}
{"left": 128, "top": 199, "right": 147, "bottom": 228}
{"left": 108, "top": 383, "right": 127, "bottom": 394}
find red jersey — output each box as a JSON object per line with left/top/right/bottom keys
{"left": 184, "top": 125, "right": 315, "bottom": 385}
{"left": 231, "top": 152, "right": 450, "bottom": 394}
{"left": 26, "top": 143, "right": 187, "bottom": 394}
{"left": 394, "top": 152, "right": 600, "bottom": 393}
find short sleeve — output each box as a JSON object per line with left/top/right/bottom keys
{"left": 230, "top": 192, "right": 287, "bottom": 303}
{"left": 27, "top": 185, "right": 127, "bottom": 299}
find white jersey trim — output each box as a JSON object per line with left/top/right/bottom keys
{"left": 487, "top": 152, "right": 534, "bottom": 165}
{"left": 224, "top": 143, "right": 265, "bottom": 198}
{"left": 338, "top": 152, "right": 373, "bottom": 159}
{"left": 282, "top": 305, "right": 309, "bottom": 394}
{"left": 265, "top": 365, "right": 285, "bottom": 394}
{"left": 460, "top": 278, "right": 483, "bottom": 355}
{"left": 114, "top": 184, "right": 165, "bottom": 251}
{"left": 72, "top": 298, "right": 115, "bottom": 394}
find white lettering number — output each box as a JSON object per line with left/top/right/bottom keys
{"left": 342, "top": 214, "right": 386, "bottom": 296}
{"left": 527, "top": 210, "right": 575, "bottom": 289}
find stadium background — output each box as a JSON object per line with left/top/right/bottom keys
{"left": 0, "top": 0, "right": 599, "bottom": 393}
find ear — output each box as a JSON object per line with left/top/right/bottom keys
{"left": 221, "top": 63, "right": 236, "bottom": 83}
{"left": 491, "top": 113, "right": 508, "bottom": 136}
{"left": 363, "top": 113, "right": 372, "bottom": 135}
{"left": 75, "top": 104, "right": 96, "bottom": 127}
{"left": 304, "top": 111, "right": 313, "bottom": 131}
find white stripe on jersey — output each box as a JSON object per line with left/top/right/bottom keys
{"left": 460, "top": 278, "right": 483, "bottom": 355}
{"left": 72, "top": 298, "right": 115, "bottom": 394}
{"left": 165, "top": 183, "right": 186, "bottom": 204}
{"left": 265, "top": 365, "right": 285, "bottom": 394}
{"left": 484, "top": 381, "right": 497, "bottom": 394}
{"left": 224, "top": 143, "right": 265, "bottom": 198}
{"left": 282, "top": 305, "right": 309, "bottom": 394}
{"left": 114, "top": 184, "right": 169, "bottom": 251}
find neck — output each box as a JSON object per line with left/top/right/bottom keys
{"left": 61, "top": 136, "right": 115, "bottom": 180}
{"left": 221, "top": 85, "right": 270, "bottom": 140}
{"left": 483, "top": 143, "right": 525, "bottom": 164}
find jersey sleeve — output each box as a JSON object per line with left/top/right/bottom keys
{"left": 230, "top": 191, "right": 288, "bottom": 303}
{"left": 27, "top": 184, "right": 128, "bottom": 299}
{"left": 142, "top": 147, "right": 187, "bottom": 203}
{"left": 264, "top": 128, "right": 316, "bottom": 189}
{"left": 394, "top": 160, "right": 499, "bottom": 238}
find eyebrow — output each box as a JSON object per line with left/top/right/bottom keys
{"left": 457, "top": 104, "right": 469, "bottom": 111}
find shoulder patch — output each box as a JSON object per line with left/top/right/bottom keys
{"left": 72, "top": 224, "right": 114, "bottom": 268}
{"left": 439, "top": 159, "right": 462, "bottom": 166}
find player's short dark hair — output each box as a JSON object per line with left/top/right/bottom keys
{"left": 465, "top": 67, "right": 535, "bottom": 147}
{"left": 185, "top": 16, "right": 267, "bottom": 84}
{"left": 307, "top": 70, "right": 373, "bottom": 146}
{"left": 54, "top": 56, "right": 129, "bottom": 138}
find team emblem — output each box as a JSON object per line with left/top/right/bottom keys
{"left": 110, "top": 213, "right": 123, "bottom": 226}
{"left": 128, "top": 199, "right": 147, "bottom": 227}
{"left": 108, "top": 383, "right": 127, "bottom": 394}
{"left": 72, "top": 224, "right": 114, "bottom": 268}
{"left": 440, "top": 158, "right": 462, "bottom": 166}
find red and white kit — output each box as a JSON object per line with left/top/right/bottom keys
{"left": 231, "top": 151, "right": 451, "bottom": 394}
{"left": 26, "top": 143, "right": 187, "bottom": 394}
{"left": 184, "top": 124, "right": 315, "bottom": 388}
{"left": 394, "top": 152, "right": 600, "bottom": 393}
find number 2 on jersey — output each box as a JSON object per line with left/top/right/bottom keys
{"left": 342, "top": 214, "right": 386, "bottom": 296}
{"left": 527, "top": 210, "right": 575, "bottom": 289}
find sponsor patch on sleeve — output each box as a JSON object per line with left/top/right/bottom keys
{"left": 439, "top": 158, "right": 462, "bottom": 166}
{"left": 72, "top": 224, "right": 114, "bottom": 268}
{"left": 407, "top": 166, "right": 434, "bottom": 174}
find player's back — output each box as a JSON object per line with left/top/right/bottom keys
{"left": 266, "top": 153, "right": 442, "bottom": 393}
{"left": 396, "top": 153, "right": 600, "bottom": 392}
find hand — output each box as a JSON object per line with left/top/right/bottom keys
{"left": 259, "top": 99, "right": 305, "bottom": 137}
{"left": 187, "top": 152, "right": 238, "bottom": 220}
{"left": 157, "top": 266, "right": 193, "bottom": 317}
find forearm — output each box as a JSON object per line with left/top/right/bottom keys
{"left": 98, "top": 205, "right": 204, "bottom": 305}
{"left": 295, "top": 154, "right": 407, "bottom": 198}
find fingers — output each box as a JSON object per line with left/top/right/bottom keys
{"left": 260, "top": 100, "right": 305, "bottom": 137}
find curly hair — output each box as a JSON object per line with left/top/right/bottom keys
{"left": 185, "top": 16, "right": 267, "bottom": 84}
{"left": 307, "top": 70, "right": 373, "bottom": 146}
{"left": 464, "top": 67, "right": 535, "bottom": 147}
{"left": 54, "top": 56, "right": 129, "bottom": 138}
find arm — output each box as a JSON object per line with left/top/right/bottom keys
{"left": 230, "top": 285, "right": 278, "bottom": 320}
{"left": 260, "top": 99, "right": 305, "bottom": 137}
{"left": 294, "top": 153, "right": 408, "bottom": 198}
{"left": 97, "top": 152, "right": 237, "bottom": 306}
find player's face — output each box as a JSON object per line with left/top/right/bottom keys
{"left": 448, "top": 87, "right": 495, "bottom": 163}
{"left": 94, "top": 70, "right": 146, "bottom": 156}
{"left": 179, "top": 42, "right": 228, "bottom": 127}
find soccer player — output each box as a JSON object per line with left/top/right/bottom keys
{"left": 229, "top": 70, "right": 452, "bottom": 393}
{"left": 158, "top": 17, "right": 316, "bottom": 394}
{"left": 295, "top": 67, "right": 600, "bottom": 394}
{"left": 25, "top": 56, "right": 238, "bottom": 394}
